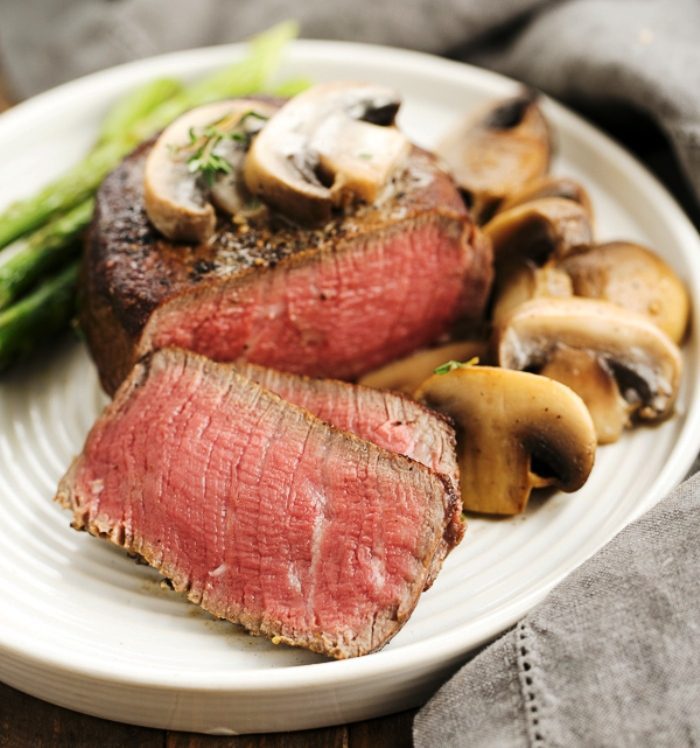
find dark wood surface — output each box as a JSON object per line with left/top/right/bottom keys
{"left": 0, "top": 681, "right": 415, "bottom": 748}
{"left": 2, "top": 63, "right": 699, "bottom": 748}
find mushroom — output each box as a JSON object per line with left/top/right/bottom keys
{"left": 358, "top": 340, "right": 489, "bottom": 394}
{"left": 436, "top": 91, "right": 551, "bottom": 223}
{"left": 483, "top": 197, "right": 593, "bottom": 271}
{"left": 539, "top": 348, "right": 632, "bottom": 444}
{"left": 492, "top": 261, "right": 573, "bottom": 327}
{"left": 559, "top": 241, "right": 690, "bottom": 344}
{"left": 415, "top": 366, "right": 596, "bottom": 515}
{"left": 497, "top": 175, "right": 593, "bottom": 220}
{"left": 144, "top": 99, "right": 277, "bottom": 242}
{"left": 244, "top": 82, "right": 411, "bottom": 224}
{"left": 497, "top": 297, "right": 683, "bottom": 422}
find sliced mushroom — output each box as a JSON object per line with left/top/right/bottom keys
{"left": 559, "top": 241, "right": 690, "bottom": 344}
{"left": 144, "top": 99, "right": 277, "bottom": 242}
{"left": 492, "top": 261, "right": 572, "bottom": 327}
{"left": 498, "top": 176, "right": 593, "bottom": 220}
{"left": 415, "top": 366, "right": 596, "bottom": 515}
{"left": 483, "top": 197, "right": 592, "bottom": 270}
{"left": 497, "top": 297, "right": 683, "bottom": 422}
{"left": 539, "top": 347, "right": 631, "bottom": 444}
{"left": 436, "top": 91, "right": 551, "bottom": 223}
{"left": 244, "top": 82, "right": 411, "bottom": 224}
{"left": 358, "top": 340, "right": 489, "bottom": 395}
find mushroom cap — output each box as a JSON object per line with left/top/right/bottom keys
{"left": 415, "top": 366, "right": 596, "bottom": 515}
{"left": 143, "top": 99, "right": 277, "bottom": 242}
{"left": 483, "top": 197, "right": 593, "bottom": 269}
{"left": 539, "top": 347, "right": 631, "bottom": 444}
{"left": 243, "top": 82, "right": 410, "bottom": 224}
{"left": 497, "top": 175, "right": 593, "bottom": 221}
{"left": 436, "top": 91, "right": 551, "bottom": 223}
{"left": 559, "top": 241, "right": 690, "bottom": 344}
{"left": 358, "top": 340, "right": 490, "bottom": 395}
{"left": 492, "top": 261, "right": 573, "bottom": 327}
{"left": 497, "top": 297, "right": 683, "bottom": 421}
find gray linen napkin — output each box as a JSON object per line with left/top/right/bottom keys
{"left": 414, "top": 469, "right": 700, "bottom": 747}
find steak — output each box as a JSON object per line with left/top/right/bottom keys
{"left": 82, "top": 140, "right": 492, "bottom": 395}
{"left": 56, "top": 349, "right": 459, "bottom": 658}
{"left": 235, "top": 362, "right": 463, "bottom": 582}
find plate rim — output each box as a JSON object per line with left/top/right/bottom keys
{"left": 2, "top": 38, "right": 700, "bottom": 696}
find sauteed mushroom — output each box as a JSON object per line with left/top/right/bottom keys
{"left": 497, "top": 297, "right": 683, "bottom": 422}
{"left": 244, "top": 82, "right": 410, "bottom": 224}
{"left": 415, "top": 366, "right": 596, "bottom": 515}
{"left": 437, "top": 91, "right": 551, "bottom": 223}
{"left": 483, "top": 197, "right": 592, "bottom": 270}
{"left": 560, "top": 241, "right": 690, "bottom": 344}
{"left": 539, "top": 348, "right": 631, "bottom": 444}
{"left": 144, "top": 99, "right": 276, "bottom": 242}
{"left": 492, "top": 262, "right": 572, "bottom": 326}
{"left": 498, "top": 175, "right": 593, "bottom": 220}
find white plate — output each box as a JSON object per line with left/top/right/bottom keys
{"left": 1, "top": 41, "right": 700, "bottom": 735}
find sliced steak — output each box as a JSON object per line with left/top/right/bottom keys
{"left": 56, "top": 349, "right": 458, "bottom": 659}
{"left": 235, "top": 362, "right": 463, "bottom": 580}
{"left": 82, "top": 141, "right": 492, "bottom": 395}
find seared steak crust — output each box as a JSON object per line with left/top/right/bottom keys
{"left": 83, "top": 141, "right": 492, "bottom": 394}
{"left": 56, "top": 349, "right": 458, "bottom": 659}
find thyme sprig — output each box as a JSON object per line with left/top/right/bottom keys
{"left": 434, "top": 357, "right": 480, "bottom": 375}
{"left": 174, "top": 110, "right": 269, "bottom": 187}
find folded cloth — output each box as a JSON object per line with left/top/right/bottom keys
{"left": 1, "top": 1, "right": 699, "bottom": 203}
{"left": 413, "top": 470, "right": 700, "bottom": 747}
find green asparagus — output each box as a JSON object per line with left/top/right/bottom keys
{"left": 96, "top": 78, "right": 183, "bottom": 146}
{"left": 0, "top": 20, "right": 299, "bottom": 250}
{"left": 0, "top": 261, "right": 79, "bottom": 372}
{"left": 0, "top": 199, "right": 94, "bottom": 310}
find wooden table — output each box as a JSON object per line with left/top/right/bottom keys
{"left": 2, "top": 69, "right": 699, "bottom": 748}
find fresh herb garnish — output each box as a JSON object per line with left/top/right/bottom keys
{"left": 173, "top": 110, "right": 269, "bottom": 187}
{"left": 434, "top": 357, "right": 480, "bottom": 375}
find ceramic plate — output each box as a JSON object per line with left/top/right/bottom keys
{"left": 1, "top": 41, "right": 699, "bottom": 735}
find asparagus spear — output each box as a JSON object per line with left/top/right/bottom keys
{"left": 0, "top": 261, "right": 79, "bottom": 372}
{"left": 0, "top": 20, "right": 298, "bottom": 250}
{"left": 0, "top": 199, "right": 94, "bottom": 310}
{"left": 96, "top": 78, "right": 182, "bottom": 146}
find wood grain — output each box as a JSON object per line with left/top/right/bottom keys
{"left": 0, "top": 680, "right": 415, "bottom": 747}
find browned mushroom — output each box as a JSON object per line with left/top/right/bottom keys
{"left": 492, "top": 261, "right": 573, "bottom": 327}
{"left": 483, "top": 197, "right": 593, "bottom": 271}
{"left": 497, "top": 175, "right": 593, "bottom": 220}
{"left": 559, "top": 241, "right": 690, "bottom": 344}
{"left": 415, "top": 365, "right": 596, "bottom": 515}
{"left": 497, "top": 297, "right": 683, "bottom": 424}
{"left": 436, "top": 91, "right": 551, "bottom": 223}
{"left": 244, "top": 82, "right": 410, "bottom": 224}
{"left": 539, "top": 348, "right": 632, "bottom": 444}
{"left": 144, "top": 99, "right": 277, "bottom": 242}
{"left": 358, "top": 340, "right": 490, "bottom": 394}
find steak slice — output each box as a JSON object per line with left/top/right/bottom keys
{"left": 56, "top": 349, "right": 457, "bottom": 659}
{"left": 235, "top": 362, "right": 463, "bottom": 581}
{"left": 82, "top": 140, "right": 492, "bottom": 395}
